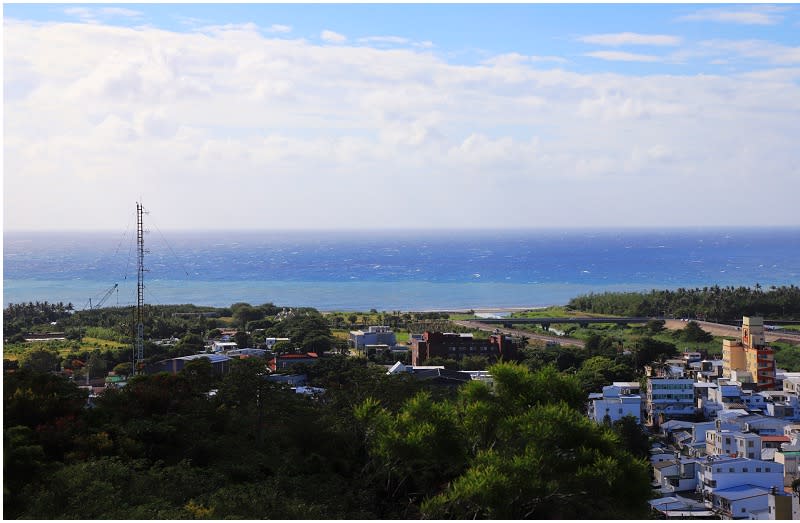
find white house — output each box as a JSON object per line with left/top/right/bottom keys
{"left": 705, "top": 429, "right": 762, "bottom": 459}
{"left": 211, "top": 341, "right": 238, "bottom": 353}
{"left": 698, "top": 456, "right": 783, "bottom": 500}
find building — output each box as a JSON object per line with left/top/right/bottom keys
{"left": 705, "top": 429, "right": 761, "bottom": 458}
{"left": 698, "top": 456, "right": 783, "bottom": 493}
{"left": 146, "top": 353, "right": 232, "bottom": 375}
{"left": 275, "top": 352, "right": 319, "bottom": 370}
{"left": 722, "top": 317, "right": 776, "bottom": 391}
{"left": 646, "top": 376, "right": 696, "bottom": 427}
{"left": 409, "top": 331, "right": 519, "bottom": 366}
{"left": 588, "top": 383, "right": 642, "bottom": 424}
{"left": 349, "top": 326, "right": 397, "bottom": 351}
{"left": 212, "top": 341, "right": 238, "bottom": 353}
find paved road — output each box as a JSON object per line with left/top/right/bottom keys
{"left": 664, "top": 319, "right": 800, "bottom": 345}
{"left": 454, "top": 320, "right": 585, "bottom": 348}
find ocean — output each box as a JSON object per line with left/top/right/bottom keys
{"left": 3, "top": 228, "right": 799, "bottom": 311}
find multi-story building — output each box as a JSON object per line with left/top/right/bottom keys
{"left": 349, "top": 326, "right": 397, "bottom": 352}
{"left": 705, "top": 429, "right": 761, "bottom": 458}
{"left": 410, "top": 331, "right": 519, "bottom": 366}
{"left": 698, "top": 456, "right": 783, "bottom": 499}
{"left": 646, "top": 376, "right": 696, "bottom": 427}
{"left": 722, "top": 317, "right": 776, "bottom": 390}
{"left": 588, "top": 383, "right": 642, "bottom": 424}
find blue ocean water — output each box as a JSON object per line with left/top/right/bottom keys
{"left": 3, "top": 228, "right": 799, "bottom": 311}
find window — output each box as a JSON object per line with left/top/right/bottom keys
{"left": 729, "top": 468, "right": 735, "bottom": 472}
{"left": 748, "top": 453, "right": 754, "bottom": 459}
{"left": 748, "top": 441, "right": 754, "bottom": 447}
{"left": 743, "top": 468, "right": 748, "bottom": 472}
{"left": 756, "top": 468, "right": 761, "bottom": 472}
{"left": 766, "top": 467, "right": 771, "bottom": 472}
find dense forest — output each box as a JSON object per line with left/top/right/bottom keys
{"left": 3, "top": 358, "right": 651, "bottom": 519}
{"left": 568, "top": 285, "right": 800, "bottom": 321}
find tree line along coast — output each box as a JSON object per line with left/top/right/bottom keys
{"left": 4, "top": 284, "right": 800, "bottom": 519}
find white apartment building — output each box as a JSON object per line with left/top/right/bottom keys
{"left": 588, "top": 384, "right": 642, "bottom": 424}
{"left": 698, "top": 456, "right": 783, "bottom": 498}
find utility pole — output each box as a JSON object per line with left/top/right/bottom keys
{"left": 134, "top": 202, "right": 146, "bottom": 373}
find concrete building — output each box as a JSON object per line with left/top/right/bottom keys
{"left": 349, "top": 326, "right": 397, "bottom": 352}
{"left": 722, "top": 317, "right": 776, "bottom": 391}
{"left": 705, "top": 429, "right": 761, "bottom": 458}
{"left": 146, "top": 353, "right": 232, "bottom": 375}
{"left": 698, "top": 456, "right": 783, "bottom": 499}
{"left": 646, "top": 376, "right": 696, "bottom": 427}
{"left": 588, "top": 383, "right": 642, "bottom": 424}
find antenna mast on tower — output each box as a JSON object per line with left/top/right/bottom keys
{"left": 134, "top": 202, "right": 146, "bottom": 373}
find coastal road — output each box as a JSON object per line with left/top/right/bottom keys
{"left": 663, "top": 319, "right": 800, "bottom": 345}
{"left": 454, "top": 320, "right": 585, "bottom": 348}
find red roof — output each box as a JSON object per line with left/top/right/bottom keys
{"left": 278, "top": 353, "right": 318, "bottom": 359}
{"left": 761, "top": 436, "right": 790, "bottom": 442}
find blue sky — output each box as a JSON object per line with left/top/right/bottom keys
{"left": 4, "top": 4, "right": 800, "bottom": 230}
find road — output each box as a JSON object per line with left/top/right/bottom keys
{"left": 458, "top": 318, "right": 800, "bottom": 349}
{"left": 454, "top": 320, "right": 585, "bottom": 348}
{"left": 663, "top": 319, "right": 800, "bottom": 345}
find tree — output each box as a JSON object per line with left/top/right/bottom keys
{"left": 575, "top": 356, "right": 634, "bottom": 394}
{"left": 20, "top": 349, "right": 61, "bottom": 373}
{"left": 459, "top": 355, "right": 489, "bottom": 371}
{"left": 356, "top": 363, "right": 650, "bottom": 519}
{"left": 675, "top": 321, "right": 713, "bottom": 343}
{"left": 180, "top": 357, "right": 215, "bottom": 393}
{"left": 646, "top": 319, "right": 666, "bottom": 334}
{"left": 175, "top": 333, "right": 205, "bottom": 354}
{"left": 234, "top": 331, "right": 251, "bottom": 349}
{"left": 232, "top": 304, "right": 263, "bottom": 329}
{"left": 612, "top": 415, "right": 651, "bottom": 460}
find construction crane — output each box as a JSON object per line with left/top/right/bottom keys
{"left": 86, "top": 283, "right": 119, "bottom": 310}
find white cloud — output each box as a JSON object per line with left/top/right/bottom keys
{"left": 679, "top": 7, "right": 785, "bottom": 25}
{"left": 4, "top": 18, "right": 799, "bottom": 230}
{"left": 267, "top": 24, "right": 292, "bottom": 34}
{"left": 64, "top": 6, "right": 143, "bottom": 23}
{"left": 580, "top": 32, "right": 681, "bottom": 47}
{"left": 701, "top": 39, "right": 800, "bottom": 65}
{"left": 321, "top": 29, "right": 346, "bottom": 43}
{"left": 359, "top": 35, "right": 409, "bottom": 45}
{"left": 584, "top": 50, "right": 662, "bottom": 63}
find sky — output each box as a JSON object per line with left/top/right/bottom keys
{"left": 4, "top": 3, "right": 800, "bottom": 231}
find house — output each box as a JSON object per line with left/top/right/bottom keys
{"left": 709, "top": 485, "right": 773, "bottom": 519}
{"left": 774, "top": 440, "right": 800, "bottom": 489}
{"left": 212, "top": 341, "right": 238, "bottom": 353}
{"left": 587, "top": 383, "right": 642, "bottom": 424}
{"left": 705, "top": 429, "right": 761, "bottom": 458}
{"left": 648, "top": 495, "right": 714, "bottom": 518}
{"left": 698, "top": 456, "right": 783, "bottom": 500}
{"left": 653, "top": 457, "right": 701, "bottom": 493}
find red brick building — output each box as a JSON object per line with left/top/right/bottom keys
{"left": 410, "top": 331, "right": 520, "bottom": 366}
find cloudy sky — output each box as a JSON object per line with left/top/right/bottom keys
{"left": 4, "top": 3, "right": 800, "bottom": 231}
